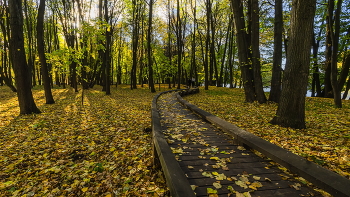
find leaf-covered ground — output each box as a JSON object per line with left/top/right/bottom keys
{"left": 185, "top": 87, "right": 350, "bottom": 180}
{"left": 0, "top": 85, "right": 168, "bottom": 196}
{"left": 158, "top": 92, "right": 321, "bottom": 197}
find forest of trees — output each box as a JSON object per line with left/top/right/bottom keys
{"left": 0, "top": 0, "right": 349, "bottom": 128}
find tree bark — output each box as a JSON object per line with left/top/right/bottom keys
{"left": 176, "top": 0, "right": 182, "bottom": 89}
{"left": 203, "top": 0, "right": 210, "bottom": 90}
{"left": 329, "top": 0, "right": 342, "bottom": 108}
{"left": 250, "top": 0, "right": 266, "bottom": 103}
{"left": 104, "top": 0, "right": 111, "bottom": 95}
{"left": 9, "top": 0, "right": 41, "bottom": 114}
{"left": 311, "top": 31, "right": 322, "bottom": 97}
{"left": 147, "top": 0, "right": 156, "bottom": 92}
{"left": 131, "top": 0, "right": 140, "bottom": 89}
{"left": 324, "top": 7, "right": 333, "bottom": 98}
{"left": 342, "top": 77, "right": 350, "bottom": 99}
{"left": 37, "top": 0, "right": 55, "bottom": 104}
{"left": 269, "top": 0, "right": 283, "bottom": 102}
{"left": 231, "top": 0, "right": 255, "bottom": 102}
{"left": 338, "top": 53, "right": 350, "bottom": 91}
{"left": 270, "top": 0, "right": 316, "bottom": 129}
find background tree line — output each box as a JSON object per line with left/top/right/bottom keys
{"left": 0, "top": 0, "right": 349, "bottom": 128}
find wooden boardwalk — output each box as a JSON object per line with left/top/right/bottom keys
{"left": 156, "top": 92, "right": 322, "bottom": 197}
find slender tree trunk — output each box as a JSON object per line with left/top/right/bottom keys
{"left": 271, "top": 0, "right": 316, "bottom": 129}
{"left": 329, "top": 0, "right": 342, "bottom": 108}
{"left": 9, "top": 0, "right": 41, "bottom": 114}
{"left": 269, "top": 0, "right": 283, "bottom": 102}
{"left": 342, "top": 77, "right": 350, "bottom": 99}
{"left": 167, "top": 0, "right": 172, "bottom": 89}
{"left": 37, "top": 0, "right": 55, "bottom": 104}
{"left": 338, "top": 53, "right": 350, "bottom": 90}
{"left": 218, "top": 15, "right": 232, "bottom": 87}
{"left": 104, "top": 0, "right": 111, "bottom": 95}
{"left": 311, "top": 32, "right": 322, "bottom": 97}
{"left": 176, "top": 0, "right": 182, "bottom": 89}
{"left": 190, "top": 0, "right": 197, "bottom": 87}
{"left": 0, "top": 11, "right": 17, "bottom": 92}
{"left": 250, "top": 0, "right": 266, "bottom": 103}
{"left": 24, "top": 0, "right": 36, "bottom": 87}
{"left": 131, "top": 0, "right": 140, "bottom": 89}
{"left": 324, "top": 10, "right": 333, "bottom": 98}
{"left": 228, "top": 27, "right": 235, "bottom": 88}
{"left": 147, "top": 0, "right": 156, "bottom": 92}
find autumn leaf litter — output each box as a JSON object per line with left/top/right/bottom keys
{"left": 0, "top": 85, "right": 168, "bottom": 196}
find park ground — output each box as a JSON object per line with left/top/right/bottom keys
{"left": 0, "top": 85, "right": 349, "bottom": 196}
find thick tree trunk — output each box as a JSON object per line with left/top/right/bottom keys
{"left": 37, "top": 0, "right": 55, "bottom": 104}
{"left": 271, "top": 0, "right": 316, "bottom": 129}
{"left": 9, "top": 0, "right": 41, "bottom": 114}
{"left": 269, "top": 0, "right": 283, "bottom": 102}
{"left": 231, "top": 0, "right": 255, "bottom": 102}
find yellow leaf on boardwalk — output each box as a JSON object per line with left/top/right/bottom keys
{"left": 82, "top": 187, "right": 88, "bottom": 192}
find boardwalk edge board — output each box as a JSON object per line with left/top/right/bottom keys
{"left": 151, "top": 88, "right": 197, "bottom": 197}
{"left": 176, "top": 92, "right": 350, "bottom": 197}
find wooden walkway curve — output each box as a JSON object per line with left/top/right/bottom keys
{"left": 151, "top": 89, "right": 350, "bottom": 197}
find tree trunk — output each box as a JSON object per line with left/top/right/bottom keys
{"left": 329, "top": 0, "right": 342, "bottom": 108}
{"left": 37, "top": 0, "right": 55, "bottom": 104}
{"left": 147, "top": 0, "right": 156, "bottom": 92}
{"left": 324, "top": 12, "right": 333, "bottom": 98}
{"left": 269, "top": 0, "right": 283, "bottom": 102}
{"left": 190, "top": 0, "right": 197, "bottom": 87}
{"left": 218, "top": 15, "right": 232, "bottom": 87}
{"left": 176, "top": 0, "right": 182, "bottom": 89}
{"left": 250, "top": 0, "right": 266, "bottom": 103}
{"left": 271, "top": 0, "right": 316, "bottom": 129}
{"left": 24, "top": 0, "right": 36, "bottom": 87}
{"left": 228, "top": 26, "right": 235, "bottom": 88}
{"left": 9, "top": 0, "right": 41, "bottom": 114}
{"left": 338, "top": 53, "right": 350, "bottom": 90}
{"left": 204, "top": 0, "right": 209, "bottom": 90}
{"left": 104, "top": 0, "right": 111, "bottom": 95}
{"left": 311, "top": 31, "right": 322, "bottom": 97}
{"left": 131, "top": 0, "right": 140, "bottom": 90}
{"left": 231, "top": 0, "right": 255, "bottom": 102}
{"left": 342, "top": 77, "right": 350, "bottom": 99}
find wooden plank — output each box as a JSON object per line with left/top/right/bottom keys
{"left": 177, "top": 93, "right": 350, "bottom": 197}
{"left": 152, "top": 90, "right": 195, "bottom": 197}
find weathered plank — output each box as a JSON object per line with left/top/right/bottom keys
{"left": 151, "top": 89, "right": 196, "bottom": 197}
{"left": 177, "top": 92, "right": 350, "bottom": 197}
